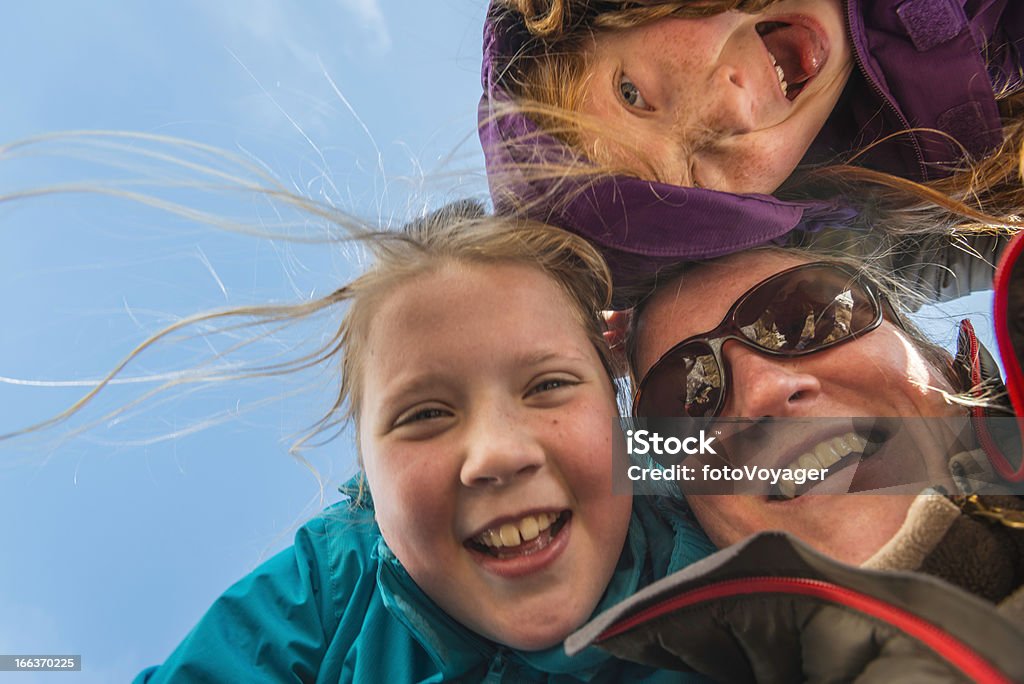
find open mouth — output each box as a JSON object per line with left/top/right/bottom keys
{"left": 768, "top": 427, "right": 887, "bottom": 501}
{"left": 466, "top": 511, "right": 570, "bottom": 559}
{"left": 756, "top": 20, "right": 829, "bottom": 101}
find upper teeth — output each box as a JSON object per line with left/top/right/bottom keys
{"left": 769, "top": 52, "right": 788, "bottom": 96}
{"left": 776, "top": 432, "right": 869, "bottom": 498}
{"left": 474, "top": 512, "right": 558, "bottom": 548}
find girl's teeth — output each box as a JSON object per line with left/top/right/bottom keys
{"left": 520, "top": 516, "right": 540, "bottom": 541}
{"left": 475, "top": 513, "right": 559, "bottom": 548}
{"left": 499, "top": 523, "right": 521, "bottom": 546}
{"left": 769, "top": 52, "right": 787, "bottom": 96}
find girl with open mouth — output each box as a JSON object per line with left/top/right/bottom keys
{"left": 516, "top": 0, "right": 856, "bottom": 196}
{"left": 134, "top": 203, "right": 715, "bottom": 682}
{"left": 480, "top": 0, "right": 1023, "bottom": 301}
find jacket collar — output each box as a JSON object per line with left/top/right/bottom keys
{"left": 342, "top": 475, "right": 713, "bottom": 678}
{"left": 372, "top": 511, "right": 651, "bottom": 678}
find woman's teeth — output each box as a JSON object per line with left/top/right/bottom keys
{"left": 474, "top": 512, "right": 559, "bottom": 548}
{"left": 776, "top": 432, "right": 869, "bottom": 499}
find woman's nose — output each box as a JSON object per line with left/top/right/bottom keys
{"left": 721, "top": 342, "right": 822, "bottom": 417}
{"left": 459, "top": 408, "right": 545, "bottom": 487}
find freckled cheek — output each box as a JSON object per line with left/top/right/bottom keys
{"left": 727, "top": 141, "right": 802, "bottom": 192}
{"left": 646, "top": 20, "right": 727, "bottom": 65}
{"left": 362, "top": 443, "right": 454, "bottom": 523}
{"left": 368, "top": 461, "right": 457, "bottom": 565}
{"left": 362, "top": 446, "right": 404, "bottom": 495}
{"left": 550, "top": 403, "right": 620, "bottom": 489}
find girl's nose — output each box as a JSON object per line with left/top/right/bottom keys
{"left": 707, "top": 63, "right": 758, "bottom": 135}
{"left": 459, "top": 410, "right": 545, "bottom": 487}
{"left": 721, "top": 342, "right": 822, "bottom": 417}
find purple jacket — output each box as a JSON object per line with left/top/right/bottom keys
{"left": 811, "top": 0, "right": 1021, "bottom": 180}
{"left": 479, "top": 0, "right": 1022, "bottom": 296}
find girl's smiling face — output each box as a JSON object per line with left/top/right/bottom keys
{"left": 578, "top": 0, "right": 852, "bottom": 194}
{"left": 358, "top": 260, "right": 631, "bottom": 651}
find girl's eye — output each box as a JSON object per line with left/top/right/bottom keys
{"left": 618, "top": 75, "right": 649, "bottom": 110}
{"left": 395, "top": 407, "right": 450, "bottom": 427}
{"left": 528, "top": 377, "right": 577, "bottom": 397}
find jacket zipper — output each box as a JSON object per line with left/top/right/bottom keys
{"left": 844, "top": 0, "right": 928, "bottom": 179}
{"left": 598, "top": 575, "right": 1011, "bottom": 684}
{"left": 483, "top": 650, "right": 506, "bottom": 683}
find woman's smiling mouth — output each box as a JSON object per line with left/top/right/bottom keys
{"left": 767, "top": 425, "right": 893, "bottom": 501}
{"left": 772, "top": 431, "right": 869, "bottom": 498}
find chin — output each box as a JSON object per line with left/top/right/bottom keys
{"left": 490, "top": 614, "right": 583, "bottom": 652}
{"left": 506, "top": 632, "right": 571, "bottom": 652}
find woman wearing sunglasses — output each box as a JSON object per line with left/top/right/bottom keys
{"left": 629, "top": 250, "right": 987, "bottom": 565}
{"left": 597, "top": 244, "right": 1024, "bottom": 681}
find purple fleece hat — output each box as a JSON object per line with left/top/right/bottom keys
{"left": 479, "top": 1, "right": 860, "bottom": 300}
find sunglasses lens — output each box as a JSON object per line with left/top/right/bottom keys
{"left": 734, "top": 266, "right": 878, "bottom": 353}
{"left": 633, "top": 264, "right": 883, "bottom": 419}
{"left": 636, "top": 342, "right": 722, "bottom": 418}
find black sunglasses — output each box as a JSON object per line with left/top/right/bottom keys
{"left": 633, "top": 262, "right": 898, "bottom": 419}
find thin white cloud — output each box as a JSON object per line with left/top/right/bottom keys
{"left": 195, "top": 0, "right": 391, "bottom": 61}
{"left": 338, "top": 0, "right": 392, "bottom": 53}
{"left": 186, "top": 0, "right": 395, "bottom": 143}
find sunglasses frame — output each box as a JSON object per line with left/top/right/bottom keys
{"left": 632, "top": 261, "right": 900, "bottom": 419}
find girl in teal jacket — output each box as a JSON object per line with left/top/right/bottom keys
{"left": 135, "top": 202, "right": 713, "bottom": 683}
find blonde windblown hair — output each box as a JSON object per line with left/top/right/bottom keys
{"left": 326, "top": 200, "right": 618, "bottom": 432}
{"left": 4, "top": 196, "right": 617, "bottom": 463}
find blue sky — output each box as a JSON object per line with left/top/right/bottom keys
{"left": 1, "top": 2, "right": 488, "bottom": 681}
{"left": 0, "top": 2, "right": 999, "bottom": 683}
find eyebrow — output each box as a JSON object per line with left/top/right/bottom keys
{"left": 513, "top": 349, "right": 590, "bottom": 367}
{"left": 376, "top": 349, "right": 592, "bottom": 407}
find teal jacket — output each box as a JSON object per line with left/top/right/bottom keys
{"left": 135, "top": 483, "right": 714, "bottom": 683}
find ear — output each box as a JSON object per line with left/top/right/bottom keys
{"left": 602, "top": 309, "right": 632, "bottom": 377}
